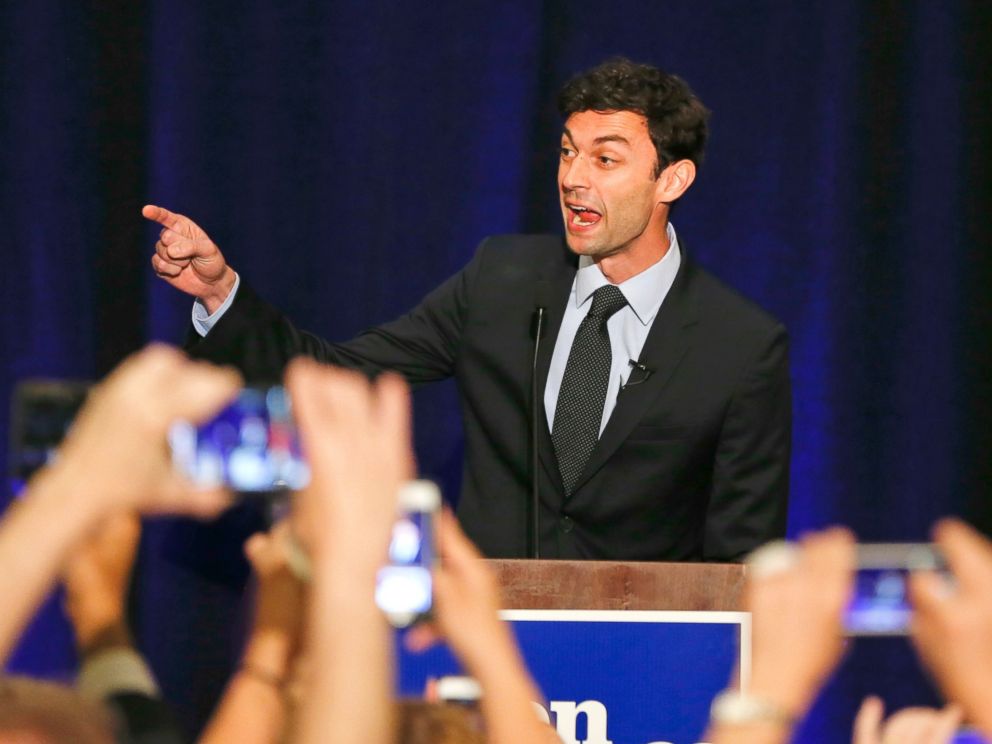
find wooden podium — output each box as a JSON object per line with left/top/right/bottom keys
{"left": 400, "top": 561, "right": 748, "bottom": 740}
{"left": 487, "top": 559, "right": 747, "bottom": 611}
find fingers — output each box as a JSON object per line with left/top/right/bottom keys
{"left": 852, "top": 695, "right": 884, "bottom": 744}
{"left": 932, "top": 518, "right": 992, "bottom": 595}
{"left": 244, "top": 532, "right": 271, "bottom": 565}
{"left": 154, "top": 358, "right": 241, "bottom": 426}
{"left": 930, "top": 704, "right": 963, "bottom": 742}
{"left": 403, "top": 622, "right": 443, "bottom": 653}
{"left": 151, "top": 252, "right": 185, "bottom": 278}
{"left": 244, "top": 522, "right": 295, "bottom": 576}
{"left": 799, "top": 526, "right": 856, "bottom": 572}
{"left": 156, "top": 234, "right": 193, "bottom": 261}
{"left": 155, "top": 477, "right": 233, "bottom": 519}
{"left": 375, "top": 372, "right": 415, "bottom": 480}
{"left": 931, "top": 704, "right": 963, "bottom": 742}
{"left": 142, "top": 204, "right": 185, "bottom": 230}
{"left": 286, "top": 359, "right": 413, "bottom": 482}
{"left": 883, "top": 705, "right": 962, "bottom": 744}
{"left": 436, "top": 508, "right": 482, "bottom": 566}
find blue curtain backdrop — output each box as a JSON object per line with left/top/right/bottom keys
{"left": 2, "top": 1, "right": 990, "bottom": 740}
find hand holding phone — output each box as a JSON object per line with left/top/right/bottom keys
{"left": 169, "top": 386, "right": 310, "bottom": 495}
{"left": 844, "top": 543, "right": 947, "bottom": 636}
{"left": 375, "top": 480, "right": 441, "bottom": 628}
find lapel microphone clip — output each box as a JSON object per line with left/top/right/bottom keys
{"left": 621, "top": 359, "right": 654, "bottom": 392}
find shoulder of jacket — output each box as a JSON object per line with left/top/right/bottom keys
{"left": 684, "top": 259, "right": 787, "bottom": 337}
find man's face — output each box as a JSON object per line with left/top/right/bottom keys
{"left": 558, "top": 110, "right": 664, "bottom": 259}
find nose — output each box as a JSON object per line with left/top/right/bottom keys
{"left": 560, "top": 154, "right": 590, "bottom": 192}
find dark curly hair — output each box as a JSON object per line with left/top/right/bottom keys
{"left": 557, "top": 57, "right": 710, "bottom": 177}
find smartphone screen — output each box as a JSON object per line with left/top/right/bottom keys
{"left": 844, "top": 543, "right": 944, "bottom": 636}
{"left": 375, "top": 480, "right": 441, "bottom": 627}
{"left": 169, "top": 386, "right": 309, "bottom": 494}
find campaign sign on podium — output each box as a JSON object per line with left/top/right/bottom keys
{"left": 396, "top": 609, "right": 749, "bottom": 744}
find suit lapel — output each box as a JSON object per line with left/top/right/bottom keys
{"left": 568, "top": 258, "right": 699, "bottom": 496}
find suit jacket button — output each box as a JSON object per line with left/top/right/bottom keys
{"left": 559, "top": 515, "right": 574, "bottom": 533}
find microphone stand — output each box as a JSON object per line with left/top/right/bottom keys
{"left": 529, "top": 306, "right": 546, "bottom": 559}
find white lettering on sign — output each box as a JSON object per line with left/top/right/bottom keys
{"left": 536, "top": 698, "right": 711, "bottom": 744}
{"left": 549, "top": 700, "right": 613, "bottom": 744}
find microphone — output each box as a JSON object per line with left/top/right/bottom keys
{"left": 530, "top": 281, "right": 551, "bottom": 340}
{"left": 529, "top": 281, "right": 552, "bottom": 559}
{"left": 621, "top": 359, "right": 654, "bottom": 391}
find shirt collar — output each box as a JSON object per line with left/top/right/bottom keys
{"left": 573, "top": 223, "right": 682, "bottom": 326}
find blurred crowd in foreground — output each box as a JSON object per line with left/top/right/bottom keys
{"left": 1, "top": 345, "right": 990, "bottom": 744}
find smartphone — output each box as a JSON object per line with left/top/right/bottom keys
{"left": 844, "top": 543, "right": 945, "bottom": 636}
{"left": 437, "top": 675, "right": 485, "bottom": 732}
{"left": 375, "top": 480, "right": 441, "bottom": 628}
{"left": 169, "top": 386, "right": 309, "bottom": 494}
{"left": 8, "top": 380, "right": 92, "bottom": 494}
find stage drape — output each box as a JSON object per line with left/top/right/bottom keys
{"left": 2, "top": 1, "right": 990, "bottom": 739}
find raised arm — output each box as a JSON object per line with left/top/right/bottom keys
{"left": 704, "top": 528, "right": 854, "bottom": 744}
{"left": 910, "top": 518, "right": 992, "bottom": 737}
{"left": 287, "top": 359, "right": 412, "bottom": 744}
{"left": 0, "top": 345, "right": 239, "bottom": 663}
{"left": 198, "top": 522, "right": 305, "bottom": 744}
{"left": 405, "top": 510, "right": 561, "bottom": 744}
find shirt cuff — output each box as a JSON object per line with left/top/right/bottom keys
{"left": 192, "top": 271, "right": 241, "bottom": 337}
{"left": 77, "top": 647, "right": 160, "bottom": 701}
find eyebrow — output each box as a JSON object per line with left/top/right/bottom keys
{"left": 561, "top": 127, "right": 632, "bottom": 148}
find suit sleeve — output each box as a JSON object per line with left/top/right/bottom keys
{"left": 184, "top": 243, "right": 486, "bottom": 385}
{"left": 703, "top": 323, "right": 791, "bottom": 560}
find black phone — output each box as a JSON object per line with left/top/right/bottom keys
{"left": 9, "top": 379, "right": 91, "bottom": 494}
{"left": 169, "top": 386, "right": 309, "bottom": 494}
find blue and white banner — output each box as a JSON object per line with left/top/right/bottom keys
{"left": 396, "top": 609, "right": 749, "bottom": 744}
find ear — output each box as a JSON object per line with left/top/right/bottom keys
{"left": 654, "top": 159, "right": 696, "bottom": 204}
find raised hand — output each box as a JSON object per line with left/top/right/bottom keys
{"left": 52, "top": 344, "right": 241, "bottom": 518}
{"left": 241, "top": 522, "right": 306, "bottom": 684}
{"left": 852, "top": 696, "right": 961, "bottom": 744}
{"left": 142, "top": 204, "right": 237, "bottom": 313}
{"left": 286, "top": 358, "right": 413, "bottom": 569}
{"left": 909, "top": 519, "right": 992, "bottom": 736}
{"left": 744, "top": 528, "right": 855, "bottom": 720}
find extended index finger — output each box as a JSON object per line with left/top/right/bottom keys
{"left": 142, "top": 204, "right": 185, "bottom": 231}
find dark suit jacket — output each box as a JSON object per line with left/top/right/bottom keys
{"left": 189, "top": 235, "right": 790, "bottom": 561}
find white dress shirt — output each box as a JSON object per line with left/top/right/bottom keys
{"left": 544, "top": 223, "right": 681, "bottom": 436}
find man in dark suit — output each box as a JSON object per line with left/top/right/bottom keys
{"left": 143, "top": 58, "right": 790, "bottom": 561}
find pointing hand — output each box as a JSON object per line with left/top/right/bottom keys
{"left": 142, "top": 204, "right": 236, "bottom": 313}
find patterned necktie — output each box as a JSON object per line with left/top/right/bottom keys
{"left": 552, "top": 284, "right": 628, "bottom": 496}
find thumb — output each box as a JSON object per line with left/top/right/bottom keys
{"left": 852, "top": 695, "right": 884, "bottom": 744}
{"left": 931, "top": 704, "right": 963, "bottom": 742}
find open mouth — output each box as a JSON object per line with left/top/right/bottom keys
{"left": 566, "top": 204, "right": 602, "bottom": 228}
